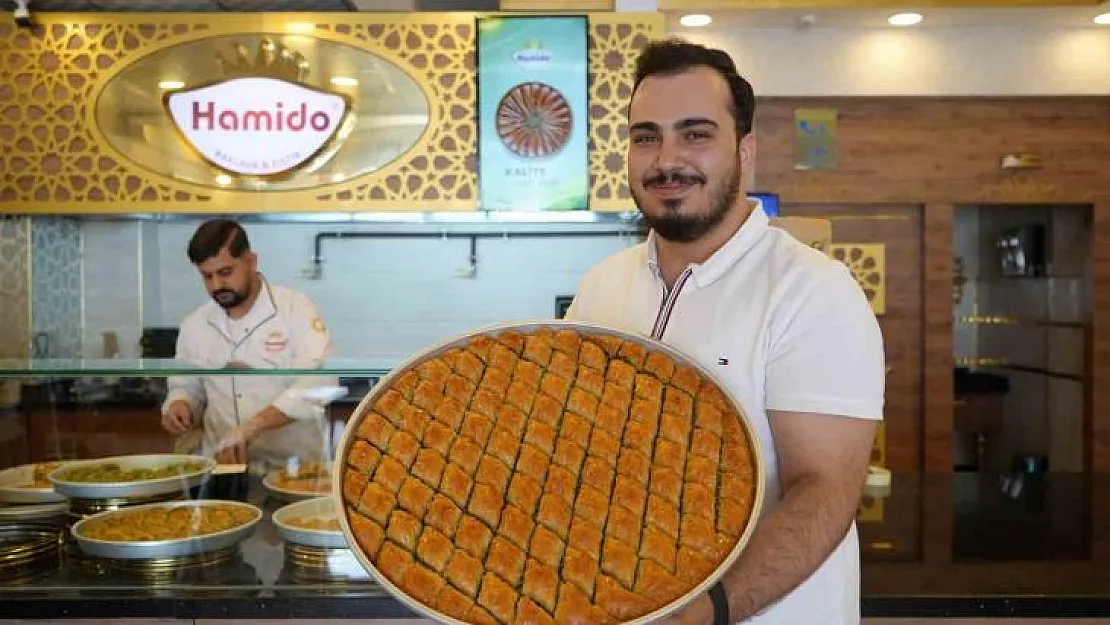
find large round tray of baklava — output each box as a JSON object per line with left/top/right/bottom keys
{"left": 334, "top": 321, "right": 764, "bottom": 624}
{"left": 70, "top": 499, "right": 262, "bottom": 559}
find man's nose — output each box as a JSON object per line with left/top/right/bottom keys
{"left": 653, "top": 138, "right": 684, "bottom": 171}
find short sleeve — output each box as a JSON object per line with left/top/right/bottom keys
{"left": 764, "top": 263, "right": 885, "bottom": 420}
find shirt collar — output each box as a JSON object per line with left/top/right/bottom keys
{"left": 645, "top": 200, "right": 770, "bottom": 289}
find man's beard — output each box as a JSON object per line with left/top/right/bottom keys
{"left": 211, "top": 286, "right": 249, "bottom": 309}
{"left": 633, "top": 163, "right": 742, "bottom": 243}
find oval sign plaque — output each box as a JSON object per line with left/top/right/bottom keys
{"left": 165, "top": 77, "right": 350, "bottom": 177}
{"left": 94, "top": 34, "right": 431, "bottom": 191}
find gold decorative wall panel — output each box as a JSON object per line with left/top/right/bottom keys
{"left": 829, "top": 243, "right": 887, "bottom": 315}
{"left": 587, "top": 14, "right": 657, "bottom": 211}
{"left": 0, "top": 12, "right": 662, "bottom": 213}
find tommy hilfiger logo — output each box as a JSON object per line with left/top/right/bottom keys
{"left": 718, "top": 357, "right": 729, "bottom": 365}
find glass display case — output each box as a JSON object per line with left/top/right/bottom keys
{"left": 0, "top": 360, "right": 428, "bottom": 619}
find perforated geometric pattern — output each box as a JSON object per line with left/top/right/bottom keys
{"left": 0, "top": 19, "right": 216, "bottom": 205}
{"left": 0, "top": 13, "right": 662, "bottom": 212}
{"left": 587, "top": 15, "right": 655, "bottom": 212}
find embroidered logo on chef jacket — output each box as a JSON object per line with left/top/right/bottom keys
{"left": 265, "top": 330, "right": 288, "bottom": 353}
{"left": 312, "top": 317, "right": 327, "bottom": 334}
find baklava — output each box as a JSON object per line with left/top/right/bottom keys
{"left": 342, "top": 326, "right": 757, "bottom": 624}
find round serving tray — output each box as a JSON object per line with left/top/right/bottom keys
{"left": 0, "top": 526, "right": 62, "bottom": 580}
{"left": 49, "top": 454, "right": 215, "bottom": 500}
{"left": 263, "top": 470, "right": 332, "bottom": 503}
{"left": 0, "top": 462, "right": 69, "bottom": 504}
{"left": 0, "top": 501, "right": 67, "bottom": 522}
{"left": 333, "top": 320, "right": 766, "bottom": 625}
{"left": 273, "top": 496, "right": 347, "bottom": 549}
{"left": 69, "top": 499, "right": 262, "bottom": 560}
{"left": 285, "top": 543, "right": 371, "bottom": 582}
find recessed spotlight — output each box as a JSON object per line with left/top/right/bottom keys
{"left": 679, "top": 14, "right": 712, "bottom": 28}
{"left": 1095, "top": 12, "right": 1110, "bottom": 25}
{"left": 215, "top": 174, "right": 233, "bottom": 186}
{"left": 158, "top": 80, "right": 184, "bottom": 90}
{"left": 285, "top": 22, "right": 316, "bottom": 34}
{"left": 330, "top": 76, "right": 359, "bottom": 87}
{"left": 888, "top": 12, "right": 923, "bottom": 26}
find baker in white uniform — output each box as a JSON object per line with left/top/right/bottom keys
{"left": 565, "top": 39, "right": 885, "bottom": 624}
{"left": 161, "top": 219, "right": 335, "bottom": 468}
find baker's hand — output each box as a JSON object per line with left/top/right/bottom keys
{"left": 161, "top": 400, "right": 194, "bottom": 435}
{"left": 653, "top": 591, "right": 715, "bottom": 625}
{"left": 213, "top": 419, "right": 261, "bottom": 464}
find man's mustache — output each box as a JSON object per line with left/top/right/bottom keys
{"left": 644, "top": 171, "right": 706, "bottom": 187}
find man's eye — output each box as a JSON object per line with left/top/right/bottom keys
{"left": 632, "top": 135, "right": 657, "bottom": 145}
{"left": 685, "top": 131, "right": 711, "bottom": 141}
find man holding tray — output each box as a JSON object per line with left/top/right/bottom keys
{"left": 566, "top": 38, "right": 885, "bottom": 624}
{"left": 161, "top": 218, "right": 336, "bottom": 469}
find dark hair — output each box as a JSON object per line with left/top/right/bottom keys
{"left": 632, "top": 37, "right": 756, "bottom": 138}
{"left": 187, "top": 218, "right": 250, "bottom": 264}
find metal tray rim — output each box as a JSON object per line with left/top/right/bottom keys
{"left": 69, "top": 499, "right": 262, "bottom": 560}
{"left": 263, "top": 471, "right": 332, "bottom": 502}
{"left": 48, "top": 454, "right": 215, "bottom": 499}
{"left": 0, "top": 464, "right": 68, "bottom": 504}
{"left": 332, "top": 319, "right": 767, "bottom": 625}
{"left": 273, "top": 496, "right": 347, "bottom": 549}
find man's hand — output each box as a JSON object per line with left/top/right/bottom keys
{"left": 653, "top": 590, "right": 713, "bottom": 625}
{"left": 161, "top": 400, "right": 194, "bottom": 435}
{"left": 213, "top": 419, "right": 261, "bottom": 464}
{"left": 212, "top": 406, "right": 293, "bottom": 464}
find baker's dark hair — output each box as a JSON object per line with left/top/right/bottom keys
{"left": 187, "top": 218, "right": 250, "bottom": 264}
{"left": 632, "top": 37, "right": 756, "bottom": 138}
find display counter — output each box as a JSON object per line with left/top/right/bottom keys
{"left": 2, "top": 361, "right": 1108, "bottom": 620}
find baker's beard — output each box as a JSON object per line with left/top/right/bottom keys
{"left": 633, "top": 163, "right": 742, "bottom": 243}
{"left": 211, "top": 286, "right": 249, "bottom": 309}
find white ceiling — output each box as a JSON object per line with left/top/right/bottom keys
{"left": 664, "top": 5, "right": 1110, "bottom": 30}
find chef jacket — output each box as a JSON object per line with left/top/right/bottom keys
{"left": 162, "top": 277, "right": 337, "bottom": 468}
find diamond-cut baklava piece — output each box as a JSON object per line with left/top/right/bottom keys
{"left": 342, "top": 327, "right": 758, "bottom": 624}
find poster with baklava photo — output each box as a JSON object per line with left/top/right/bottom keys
{"left": 477, "top": 15, "right": 589, "bottom": 211}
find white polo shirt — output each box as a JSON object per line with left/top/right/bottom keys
{"left": 565, "top": 204, "right": 885, "bottom": 624}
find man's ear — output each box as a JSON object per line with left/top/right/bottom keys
{"left": 246, "top": 250, "right": 258, "bottom": 272}
{"left": 738, "top": 132, "right": 756, "bottom": 171}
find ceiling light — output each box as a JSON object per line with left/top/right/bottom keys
{"left": 158, "top": 80, "right": 184, "bottom": 90}
{"left": 285, "top": 22, "right": 316, "bottom": 34}
{"left": 679, "top": 14, "right": 712, "bottom": 28}
{"left": 888, "top": 12, "right": 923, "bottom": 26}
{"left": 330, "top": 76, "right": 359, "bottom": 87}
{"left": 215, "top": 174, "right": 233, "bottom": 186}
{"left": 1095, "top": 12, "right": 1110, "bottom": 24}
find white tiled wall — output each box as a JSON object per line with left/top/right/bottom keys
{"left": 81, "top": 221, "right": 143, "bottom": 359}
{"left": 81, "top": 220, "right": 637, "bottom": 361}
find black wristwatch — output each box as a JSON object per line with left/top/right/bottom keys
{"left": 709, "top": 581, "right": 731, "bottom": 625}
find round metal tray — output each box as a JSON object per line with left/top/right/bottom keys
{"left": 49, "top": 454, "right": 215, "bottom": 500}
{"left": 285, "top": 543, "right": 370, "bottom": 581}
{"left": 66, "top": 492, "right": 185, "bottom": 528}
{"left": 273, "top": 496, "right": 347, "bottom": 549}
{"left": 0, "top": 462, "right": 69, "bottom": 504}
{"left": 0, "top": 526, "right": 63, "bottom": 579}
{"left": 333, "top": 320, "right": 766, "bottom": 625}
{"left": 69, "top": 499, "right": 262, "bottom": 560}
{"left": 0, "top": 501, "right": 67, "bottom": 522}
{"left": 263, "top": 469, "right": 332, "bottom": 502}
